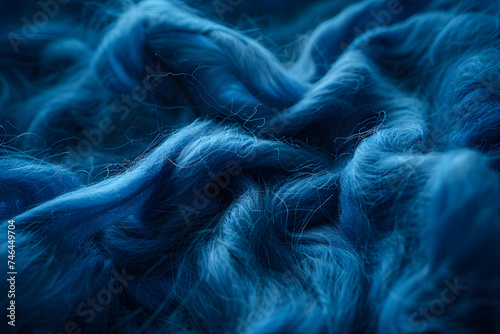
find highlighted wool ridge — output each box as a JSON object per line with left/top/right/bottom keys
{"left": 1, "top": 0, "right": 500, "bottom": 332}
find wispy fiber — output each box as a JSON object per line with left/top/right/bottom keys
{"left": 1, "top": 0, "right": 500, "bottom": 332}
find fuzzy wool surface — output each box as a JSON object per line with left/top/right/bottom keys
{"left": 1, "top": 0, "right": 500, "bottom": 333}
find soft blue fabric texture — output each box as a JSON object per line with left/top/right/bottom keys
{"left": 1, "top": 0, "right": 500, "bottom": 332}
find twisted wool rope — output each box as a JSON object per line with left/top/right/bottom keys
{"left": 1, "top": 0, "right": 500, "bottom": 332}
